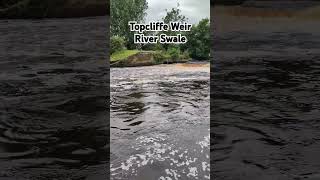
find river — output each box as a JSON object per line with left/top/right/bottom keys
{"left": 3, "top": 7, "right": 319, "bottom": 180}
{"left": 212, "top": 12, "right": 320, "bottom": 180}
{"left": 0, "top": 16, "right": 210, "bottom": 180}
{"left": 0, "top": 17, "right": 108, "bottom": 179}
{"left": 110, "top": 63, "right": 210, "bottom": 179}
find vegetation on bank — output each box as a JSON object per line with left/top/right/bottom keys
{"left": 110, "top": 48, "right": 190, "bottom": 66}
{"left": 110, "top": 31, "right": 190, "bottom": 66}
{"left": 110, "top": 0, "right": 210, "bottom": 67}
{"left": 0, "top": 0, "right": 109, "bottom": 18}
{"left": 111, "top": 50, "right": 139, "bottom": 62}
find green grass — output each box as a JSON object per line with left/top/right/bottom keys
{"left": 111, "top": 50, "right": 139, "bottom": 62}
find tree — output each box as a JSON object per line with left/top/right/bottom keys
{"left": 162, "top": 3, "right": 187, "bottom": 24}
{"left": 184, "top": 18, "right": 210, "bottom": 60}
{"left": 111, "top": 36, "right": 125, "bottom": 54}
{"left": 160, "top": 3, "right": 187, "bottom": 50}
{"left": 110, "top": 0, "right": 148, "bottom": 49}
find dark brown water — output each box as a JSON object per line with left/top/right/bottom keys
{"left": 212, "top": 14, "right": 320, "bottom": 180}
{"left": 110, "top": 64, "right": 210, "bottom": 179}
{"left": 242, "top": 1, "right": 320, "bottom": 10}
{"left": 0, "top": 17, "right": 108, "bottom": 179}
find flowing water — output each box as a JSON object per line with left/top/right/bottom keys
{"left": 212, "top": 13, "right": 320, "bottom": 180}
{"left": 4, "top": 6, "right": 320, "bottom": 180}
{"left": 0, "top": 17, "right": 108, "bottom": 179}
{"left": 110, "top": 64, "right": 210, "bottom": 179}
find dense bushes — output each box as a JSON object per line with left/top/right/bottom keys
{"left": 149, "top": 19, "right": 210, "bottom": 61}
{"left": 168, "top": 47, "right": 180, "bottom": 61}
{"left": 184, "top": 18, "right": 210, "bottom": 60}
{"left": 111, "top": 36, "right": 126, "bottom": 54}
{"left": 153, "top": 51, "right": 166, "bottom": 63}
{"left": 153, "top": 47, "right": 189, "bottom": 64}
{"left": 180, "top": 50, "right": 190, "bottom": 60}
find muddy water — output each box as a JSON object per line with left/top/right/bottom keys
{"left": 0, "top": 17, "right": 108, "bottom": 179}
{"left": 212, "top": 14, "right": 320, "bottom": 180}
{"left": 110, "top": 64, "right": 210, "bottom": 179}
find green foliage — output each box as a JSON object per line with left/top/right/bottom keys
{"left": 179, "top": 51, "right": 190, "bottom": 60}
{"left": 111, "top": 50, "right": 139, "bottom": 62}
{"left": 141, "top": 43, "right": 157, "bottom": 51}
{"left": 168, "top": 47, "right": 180, "bottom": 61}
{"left": 111, "top": 36, "right": 126, "bottom": 54}
{"left": 155, "top": 43, "right": 166, "bottom": 51}
{"left": 111, "top": 0, "right": 148, "bottom": 49}
{"left": 185, "top": 18, "right": 210, "bottom": 60}
{"left": 156, "top": 4, "right": 209, "bottom": 61}
{"left": 153, "top": 50, "right": 173, "bottom": 64}
{"left": 153, "top": 51, "right": 166, "bottom": 63}
{"left": 159, "top": 4, "right": 187, "bottom": 51}
{"left": 163, "top": 3, "right": 187, "bottom": 24}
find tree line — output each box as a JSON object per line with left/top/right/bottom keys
{"left": 111, "top": 0, "right": 210, "bottom": 61}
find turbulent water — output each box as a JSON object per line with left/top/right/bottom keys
{"left": 3, "top": 6, "right": 320, "bottom": 180}
{"left": 0, "top": 17, "right": 108, "bottom": 179}
{"left": 110, "top": 64, "right": 210, "bottom": 179}
{"left": 212, "top": 14, "right": 320, "bottom": 179}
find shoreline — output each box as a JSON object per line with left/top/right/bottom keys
{"left": 110, "top": 60, "right": 210, "bottom": 68}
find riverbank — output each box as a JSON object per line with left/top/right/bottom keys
{"left": 110, "top": 50, "right": 192, "bottom": 68}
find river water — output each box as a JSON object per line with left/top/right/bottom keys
{"left": 0, "top": 17, "right": 108, "bottom": 179}
{"left": 110, "top": 64, "right": 210, "bottom": 179}
{"left": 212, "top": 13, "right": 320, "bottom": 180}
{"left": 3, "top": 7, "right": 319, "bottom": 180}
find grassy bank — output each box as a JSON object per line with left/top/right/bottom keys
{"left": 110, "top": 50, "right": 190, "bottom": 68}
{"left": 111, "top": 50, "right": 139, "bottom": 62}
